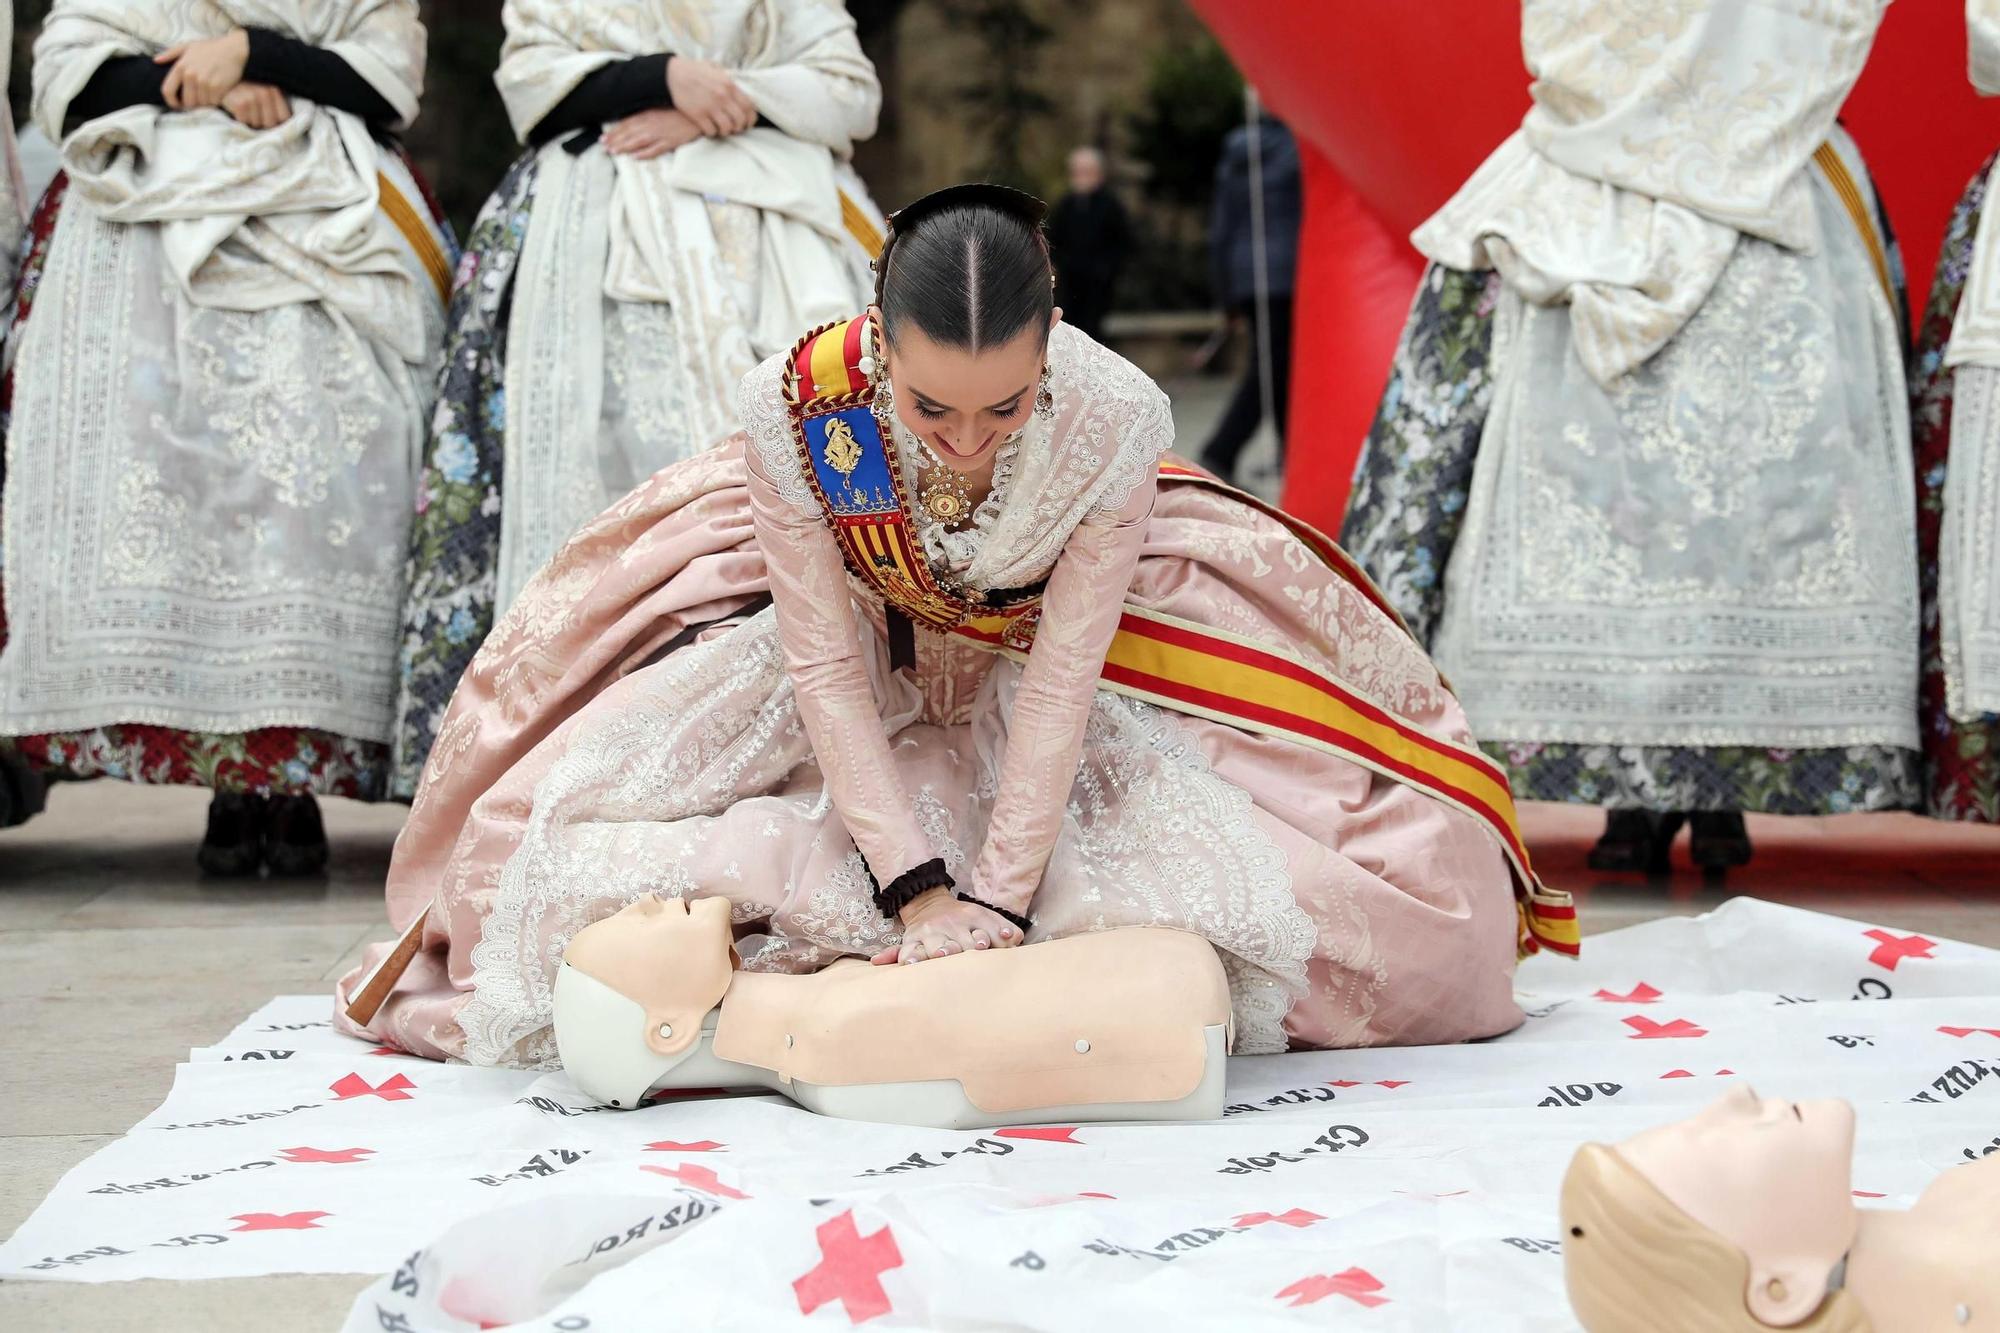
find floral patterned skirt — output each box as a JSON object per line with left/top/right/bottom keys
{"left": 1910, "top": 152, "right": 2000, "bottom": 823}
{"left": 387, "top": 151, "right": 540, "bottom": 801}
{"left": 0, "top": 168, "right": 453, "bottom": 819}
{"left": 1338, "top": 261, "right": 1918, "bottom": 815}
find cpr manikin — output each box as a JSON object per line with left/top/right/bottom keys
{"left": 1561, "top": 1085, "right": 2000, "bottom": 1332}
{"left": 551, "top": 894, "right": 1233, "bottom": 1128}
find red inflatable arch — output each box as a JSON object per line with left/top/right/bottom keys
{"left": 1188, "top": 0, "right": 2000, "bottom": 532}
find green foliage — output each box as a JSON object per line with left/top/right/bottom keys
{"left": 933, "top": 0, "right": 1054, "bottom": 190}
{"left": 1126, "top": 35, "right": 1242, "bottom": 211}
{"left": 1116, "top": 33, "right": 1244, "bottom": 310}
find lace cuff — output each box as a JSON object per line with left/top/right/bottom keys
{"left": 865, "top": 856, "right": 955, "bottom": 919}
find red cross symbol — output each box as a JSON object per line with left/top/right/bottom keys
{"left": 231, "top": 1211, "right": 329, "bottom": 1232}
{"left": 277, "top": 1147, "right": 374, "bottom": 1165}
{"left": 1863, "top": 929, "right": 1937, "bottom": 971}
{"left": 639, "top": 1163, "right": 749, "bottom": 1200}
{"left": 1375, "top": 1080, "right": 1410, "bottom": 1089}
{"left": 792, "top": 1211, "right": 903, "bottom": 1325}
{"left": 1594, "top": 983, "right": 1662, "bottom": 1004}
{"left": 1278, "top": 1267, "right": 1389, "bottom": 1309}
{"left": 995, "top": 1126, "right": 1079, "bottom": 1143}
{"left": 1623, "top": 1016, "right": 1707, "bottom": 1040}
{"left": 1939, "top": 1027, "right": 2000, "bottom": 1039}
{"left": 645, "top": 1139, "right": 726, "bottom": 1153}
{"left": 1328, "top": 1080, "right": 1363, "bottom": 1088}
{"left": 1236, "top": 1208, "right": 1325, "bottom": 1229}
{"left": 329, "top": 1072, "right": 415, "bottom": 1101}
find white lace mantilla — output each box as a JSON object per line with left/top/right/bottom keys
{"left": 1431, "top": 134, "right": 1918, "bottom": 749}
{"left": 1416, "top": 0, "right": 1886, "bottom": 386}
{"left": 744, "top": 322, "right": 1174, "bottom": 594}
{"left": 492, "top": 0, "right": 884, "bottom": 614}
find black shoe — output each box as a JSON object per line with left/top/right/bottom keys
{"left": 263, "top": 794, "right": 329, "bottom": 877}
{"left": 0, "top": 748, "right": 48, "bottom": 830}
{"left": 1586, "top": 809, "right": 1685, "bottom": 874}
{"left": 1688, "top": 811, "right": 1752, "bottom": 871}
{"left": 198, "top": 792, "right": 267, "bottom": 876}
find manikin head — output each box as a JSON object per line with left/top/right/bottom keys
{"left": 1066, "top": 146, "right": 1107, "bottom": 195}
{"left": 1562, "top": 1086, "right": 1866, "bottom": 1332}
{"left": 556, "top": 895, "right": 739, "bottom": 1107}
{"left": 870, "top": 184, "right": 1063, "bottom": 473}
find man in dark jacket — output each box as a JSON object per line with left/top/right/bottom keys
{"left": 1046, "top": 146, "right": 1133, "bottom": 345}
{"left": 1200, "top": 114, "right": 1301, "bottom": 484}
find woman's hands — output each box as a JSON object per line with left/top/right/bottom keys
{"left": 603, "top": 107, "right": 703, "bottom": 159}
{"left": 871, "top": 887, "right": 1020, "bottom": 966}
{"left": 666, "top": 56, "right": 758, "bottom": 138}
{"left": 221, "top": 81, "right": 292, "bottom": 130}
{"left": 157, "top": 29, "right": 251, "bottom": 110}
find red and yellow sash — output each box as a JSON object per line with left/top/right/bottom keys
{"left": 784, "top": 316, "right": 1578, "bottom": 959}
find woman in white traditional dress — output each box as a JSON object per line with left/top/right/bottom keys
{"left": 1340, "top": 0, "right": 1919, "bottom": 873}
{"left": 388, "top": 0, "right": 885, "bottom": 801}
{"left": 0, "top": 1, "right": 452, "bottom": 870}
{"left": 1908, "top": 0, "right": 2000, "bottom": 825}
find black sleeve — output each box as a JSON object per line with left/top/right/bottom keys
{"left": 242, "top": 27, "right": 400, "bottom": 126}
{"left": 527, "top": 54, "right": 672, "bottom": 147}
{"left": 65, "top": 55, "right": 170, "bottom": 129}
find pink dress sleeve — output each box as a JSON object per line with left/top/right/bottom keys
{"left": 741, "top": 418, "right": 937, "bottom": 893}
{"left": 965, "top": 470, "right": 1155, "bottom": 918}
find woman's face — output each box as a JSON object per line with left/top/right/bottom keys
{"left": 878, "top": 310, "right": 1059, "bottom": 474}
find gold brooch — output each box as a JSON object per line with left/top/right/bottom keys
{"left": 821, "top": 417, "right": 863, "bottom": 480}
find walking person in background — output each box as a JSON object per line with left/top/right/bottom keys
{"left": 0, "top": 0, "right": 452, "bottom": 871}
{"left": 1340, "top": 0, "right": 1917, "bottom": 875}
{"left": 1046, "top": 145, "right": 1130, "bottom": 344}
{"left": 1198, "top": 110, "right": 1299, "bottom": 487}
{"left": 388, "top": 0, "right": 886, "bottom": 801}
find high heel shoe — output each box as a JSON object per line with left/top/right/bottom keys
{"left": 263, "top": 794, "right": 330, "bottom": 877}
{"left": 1586, "top": 809, "right": 1684, "bottom": 874}
{"left": 198, "top": 792, "right": 266, "bottom": 877}
{"left": 1688, "top": 811, "right": 1752, "bottom": 871}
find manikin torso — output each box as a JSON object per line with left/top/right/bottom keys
{"left": 552, "top": 894, "right": 1233, "bottom": 1129}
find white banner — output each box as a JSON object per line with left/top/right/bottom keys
{"left": 3, "top": 900, "right": 1997, "bottom": 1331}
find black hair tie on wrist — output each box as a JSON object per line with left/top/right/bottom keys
{"left": 955, "top": 891, "right": 1033, "bottom": 937}
{"left": 865, "top": 857, "right": 954, "bottom": 919}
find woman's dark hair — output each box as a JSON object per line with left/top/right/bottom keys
{"left": 874, "top": 183, "right": 1054, "bottom": 352}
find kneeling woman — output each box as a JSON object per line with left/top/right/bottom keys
{"left": 340, "top": 188, "right": 1572, "bottom": 1067}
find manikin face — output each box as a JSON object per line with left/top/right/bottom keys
{"left": 878, "top": 309, "right": 1061, "bottom": 474}
{"left": 1616, "top": 1086, "right": 1858, "bottom": 1326}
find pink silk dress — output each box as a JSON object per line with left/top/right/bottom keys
{"left": 336, "top": 325, "right": 1525, "bottom": 1066}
